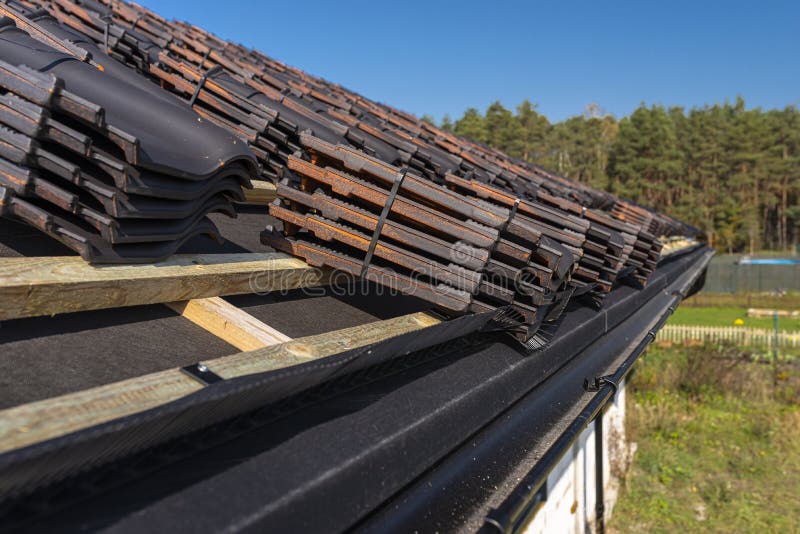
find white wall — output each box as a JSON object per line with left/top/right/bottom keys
{"left": 521, "top": 378, "right": 633, "bottom": 534}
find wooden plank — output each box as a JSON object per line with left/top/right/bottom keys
{"left": 747, "top": 307, "right": 799, "bottom": 318}
{"left": 166, "top": 297, "right": 291, "bottom": 351}
{"left": 0, "top": 253, "right": 332, "bottom": 321}
{"left": 0, "top": 312, "right": 440, "bottom": 453}
{"left": 239, "top": 180, "right": 277, "bottom": 205}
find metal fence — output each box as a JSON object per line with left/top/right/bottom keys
{"left": 701, "top": 255, "right": 800, "bottom": 293}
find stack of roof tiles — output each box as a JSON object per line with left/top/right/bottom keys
{"left": 0, "top": 4, "right": 256, "bottom": 262}
{"left": 0, "top": 0, "right": 699, "bottom": 342}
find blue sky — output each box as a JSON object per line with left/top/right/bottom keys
{"left": 138, "top": 0, "right": 799, "bottom": 123}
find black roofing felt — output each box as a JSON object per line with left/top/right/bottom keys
{"left": 0, "top": 204, "right": 432, "bottom": 409}
{"left": 0, "top": 287, "right": 428, "bottom": 409}
{"left": 3, "top": 246, "right": 711, "bottom": 533}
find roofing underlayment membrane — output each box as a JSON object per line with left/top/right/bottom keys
{"left": 0, "top": 0, "right": 711, "bottom": 531}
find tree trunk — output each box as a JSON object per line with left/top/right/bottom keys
{"left": 781, "top": 146, "right": 789, "bottom": 251}
{"left": 747, "top": 162, "right": 757, "bottom": 255}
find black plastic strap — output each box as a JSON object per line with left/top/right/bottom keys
{"left": 473, "top": 199, "right": 531, "bottom": 338}
{"left": 188, "top": 65, "right": 223, "bottom": 107}
{"left": 485, "top": 198, "right": 520, "bottom": 261}
{"left": 360, "top": 169, "right": 408, "bottom": 278}
{"left": 475, "top": 198, "right": 528, "bottom": 337}
{"left": 505, "top": 198, "right": 521, "bottom": 231}
{"left": 199, "top": 47, "right": 212, "bottom": 69}
{"left": 101, "top": 14, "right": 111, "bottom": 52}
{"left": 180, "top": 363, "right": 224, "bottom": 386}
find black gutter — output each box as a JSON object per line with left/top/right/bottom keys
{"left": 483, "top": 248, "right": 709, "bottom": 533}
{"left": 357, "top": 248, "right": 713, "bottom": 534}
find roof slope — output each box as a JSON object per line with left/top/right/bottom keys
{"left": 0, "top": 0, "right": 699, "bottom": 343}
{"left": 0, "top": 1, "right": 711, "bottom": 531}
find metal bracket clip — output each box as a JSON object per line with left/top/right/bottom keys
{"left": 583, "top": 374, "right": 619, "bottom": 395}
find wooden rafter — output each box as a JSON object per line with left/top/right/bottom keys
{"left": 0, "top": 253, "right": 331, "bottom": 320}
{"left": 166, "top": 296, "right": 292, "bottom": 350}
{"left": 0, "top": 312, "right": 441, "bottom": 453}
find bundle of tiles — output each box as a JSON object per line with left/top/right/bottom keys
{"left": 0, "top": 0, "right": 698, "bottom": 341}
{"left": 0, "top": 11, "right": 256, "bottom": 262}
{"left": 263, "top": 134, "right": 583, "bottom": 344}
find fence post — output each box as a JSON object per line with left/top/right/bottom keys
{"left": 656, "top": 324, "right": 799, "bottom": 354}
{"left": 773, "top": 313, "right": 779, "bottom": 361}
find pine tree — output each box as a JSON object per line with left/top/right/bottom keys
{"left": 484, "top": 101, "right": 516, "bottom": 153}
{"left": 608, "top": 104, "right": 682, "bottom": 209}
{"left": 445, "top": 97, "right": 798, "bottom": 253}
{"left": 515, "top": 100, "right": 550, "bottom": 162}
{"left": 440, "top": 113, "right": 454, "bottom": 132}
{"left": 453, "top": 108, "right": 487, "bottom": 143}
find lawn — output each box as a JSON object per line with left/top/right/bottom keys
{"left": 684, "top": 293, "right": 800, "bottom": 309}
{"left": 609, "top": 345, "right": 800, "bottom": 533}
{"left": 669, "top": 306, "right": 800, "bottom": 331}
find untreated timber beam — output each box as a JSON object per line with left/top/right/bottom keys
{"left": 240, "top": 180, "right": 277, "bottom": 205}
{"left": 0, "top": 311, "right": 441, "bottom": 453}
{"left": 166, "top": 296, "right": 291, "bottom": 351}
{"left": 0, "top": 253, "right": 331, "bottom": 321}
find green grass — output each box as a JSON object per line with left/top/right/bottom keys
{"left": 669, "top": 306, "right": 800, "bottom": 331}
{"left": 609, "top": 345, "right": 800, "bottom": 533}
{"left": 684, "top": 293, "right": 800, "bottom": 309}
